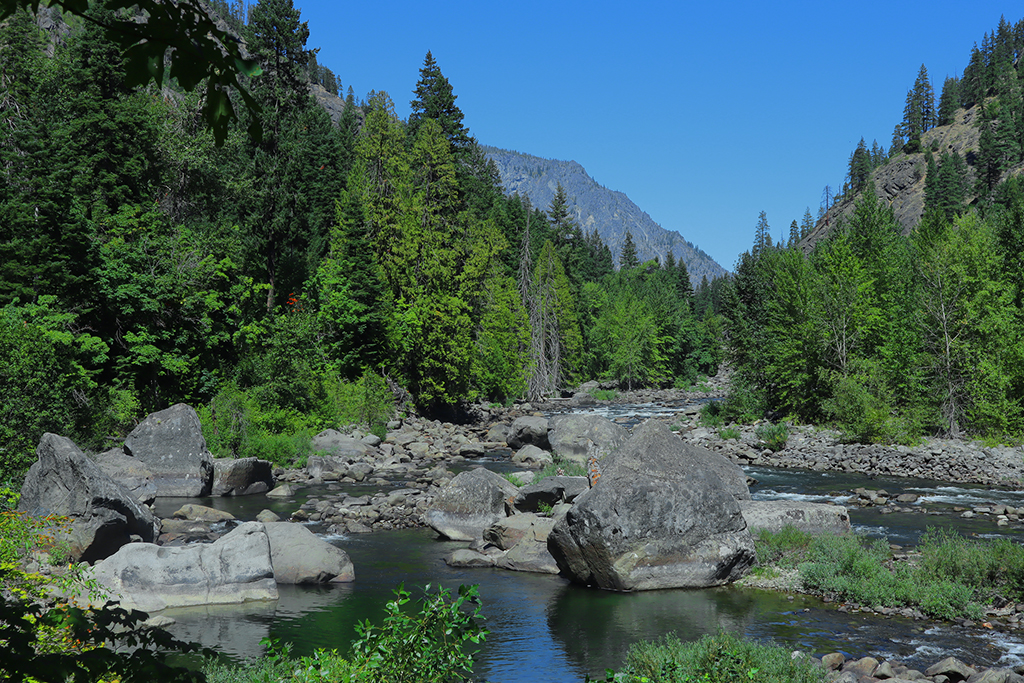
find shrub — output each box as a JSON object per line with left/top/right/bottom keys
{"left": 719, "top": 427, "right": 741, "bottom": 440}
{"left": 753, "top": 526, "right": 814, "bottom": 568}
{"left": 823, "top": 369, "right": 921, "bottom": 446}
{"left": 535, "top": 456, "right": 588, "bottom": 482}
{"left": 607, "top": 631, "right": 825, "bottom": 683}
{"left": 754, "top": 422, "right": 789, "bottom": 451}
{"left": 349, "top": 583, "right": 487, "bottom": 683}
{"left": 590, "top": 388, "right": 618, "bottom": 401}
{"left": 504, "top": 473, "right": 525, "bottom": 487}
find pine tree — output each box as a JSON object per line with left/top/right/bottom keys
{"left": 938, "top": 76, "right": 961, "bottom": 126}
{"left": 619, "top": 231, "right": 640, "bottom": 270}
{"left": 753, "top": 211, "right": 771, "bottom": 255}
{"left": 800, "top": 208, "right": 815, "bottom": 240}
{"left": 849, "top": 137, "right": 872, "bottom": 193}
{"left": 408, "top": 51, "right": 472, "bottom": 155}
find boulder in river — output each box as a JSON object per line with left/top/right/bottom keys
{"left": 424, "top": 467, "right": 519, "bottom": 541}
{"left": 506, "top": 416, "right": 551, "bottom": 450}
{"left": 263, "top": 522, "right": 354, "bottom": 584}
{"left": 212, "top": 457, "right": 274, "bottom": 496}
{"left": 547, "top": 414, "right": 628, "bottom": 464}
{"left": 123, "top": 404, "right": 213, "bottom": 497}
{"left": 19, "top": 433, "right": 159, "bottom": 563}
{"left": 547, "top": 421, "right": 755, "bottom": 591}
{"left": 93, "top": 448, "right": 157, "bottom": 505}
{"left": 88, "top": 522, "right": 278, "bottom": 612}
{"left": 740, "top": 500, "right": 851, "bottom": 535}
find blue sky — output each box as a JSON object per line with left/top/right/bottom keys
{"left": 296, "top": 0, "right": 1018, "bottom": 272}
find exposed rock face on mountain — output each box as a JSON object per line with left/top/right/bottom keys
{"left": 483, "top": 146, "right": 729, "bottom": 283}
{"left": 802, "top": 105, "right": 992, "bottom": 252}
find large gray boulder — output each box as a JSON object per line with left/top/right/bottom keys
{"left": 680, "top": 442, "right": 751, "bottom": 501}
{"left": 212, "top": 457, "right": 274, "bottom": 496}
{"left": 424, "top": 468, "right": 519, "bottom": 541}
{"left": 123, "top": 404, "right": 213, "bottom": 497}
{"left": 19, "top": 434, "right": 159, "bottom": 563}
{"left": 486, "top": 514, "right": 560, "bottom": 574}
{"left": 311, "top": 429, "right": 375, "bottom": 457}
{"left": 506, "top": 416, "right": 551, "bottom": 450}
{"left": 263, "top": 522, "right": 354, "bottom": 584}
{"left": 88, "top": 522, "right": 278, "bottom": 612}
{"left": 548, "top": 421, "right": 755, "bottom": 591}
{"left": 740, "top": 500, "right": 851, "bottom": 535}
{"left": 513, "top": 476, "right": 589, "bottom": 513}
{"left": 548, "top": 414, "right": 629, "bottom": 464}
{"left": 93, "top": 447, "right": 158, "bottom": 505}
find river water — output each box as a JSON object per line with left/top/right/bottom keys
{"left": 152, "top": 404, "right": 1024, "bottom": 682}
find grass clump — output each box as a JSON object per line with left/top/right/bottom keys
{"left": 719, "top": 427, "right": 741, "bottom": 440}
{"left": 535, "top": 456, "right": 588, "bottom": 482}
{"left": 590, "top": 388, "right": 619, "bottom": 401}
{"left": 504, "top": 473, "right": 525, "bottom": 487}
{"left": 595, "top": 631, "right": 825, "bottom": 683}
{"left": 754, "top": 423, "right": 788, "bottom": 451}
{"left": 752, "top": 526, "right": 1024, "bottom": 622}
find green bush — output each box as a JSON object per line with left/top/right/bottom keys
{"left": 535, "top": 456, "right": 588, "bottom": 482}
{"left": 602, "top": 631, "right": 825, "bottom": 683}
{"left": 504, "top": 473, "right": 525, "bottom": 487}
{"left": 753, "top": 526, "right": 815, "bottom": 568}
{"left": 590, "top": 388, "right": 618, "bottom": 401}
{"left": 350, "top": 584, "right": 487, "bottom": 683}
{"left": 754, "top": 423, "right": 788, "bottom": 450}
{"left": 719, "top": 427, "right": 741, "bottom": 440}
{"left": 823, "top": 369, "right": 920, "bottom": 446}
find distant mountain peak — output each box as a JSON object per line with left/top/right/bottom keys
{"left": 482, "top": 146, "right": 728, "bottom": 283}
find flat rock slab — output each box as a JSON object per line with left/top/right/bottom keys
{"left": 740, "top": 500, "right": 851, "bottom": 535}
{"left": 89, "top": 522, "right": 278, "bottom": 612}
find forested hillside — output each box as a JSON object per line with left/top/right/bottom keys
{"left": 0, "top": 0, "right": 725, "bottom": 481}
{"left": 716, "top": 14, "right": 1024, "bottom": 444}
{"left": 482, "top": 147, "right": 728, "bottom": 283}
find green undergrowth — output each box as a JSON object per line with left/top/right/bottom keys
{"left": 590, "top": 388, "right": 619, "bottom": 401}
{"left": 204, "top": 584, "right": 487, "bottom": 683}
{"left": 536, "top": 456, "right": 589, "bottom": 482}
{"left": 753, "top": 526, "right": 1024, "bottom": 621}
{"left": 591, "top": 631, "right": 825, "bottom": 683}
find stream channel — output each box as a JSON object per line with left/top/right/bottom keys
{"left": 152, "top": 403, "right": 1024, "bottom": 682}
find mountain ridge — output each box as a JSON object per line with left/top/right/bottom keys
{"left": 481, "top": 146, "right": 729, "bottom": 283}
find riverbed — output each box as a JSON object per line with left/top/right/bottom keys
{"left": 154, "top": 461, "right": 1024, "bottom": 682}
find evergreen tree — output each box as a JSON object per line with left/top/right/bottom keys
{"left": 619, "top": 231, "right": 640, "bottom": 270}
{"left": 407, "top": 51, "right": 472, "bottom": 155}
{"left": 753, "top": 211, "right": 771, "bottom": 255}
{"left": 848, "top": 137, "right": 872, "bottom": 193}
{"left": 800, "top": 207, "right": 815, "bottom": 240}
{"left": 938, "top": 76, "right": 961, "bottom": 126}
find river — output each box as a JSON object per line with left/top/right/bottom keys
{"left": 151, "top": 403, "right": 1024, "bottom": 682}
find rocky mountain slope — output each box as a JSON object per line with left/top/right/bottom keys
{"left": 800, "top": 103, "right": 1023, "bottom": 252}
{"left": 482, "top": 146, "right": 729, "bottom": 283}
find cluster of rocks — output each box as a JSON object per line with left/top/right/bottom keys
{"left": 820, "top": 653, "right": 1024, "bottom": 683}
{"left": 17, "top": 404, "right": 357, "bottom": 615}
{"left": 681, "top": 422, "right": 1024, "bottom": 488}
{"left": 425, "top": 418, "right": 850, "bottom": 591}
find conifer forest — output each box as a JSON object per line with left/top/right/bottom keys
{"left": 3, "top": 1, "right": 1024, "bottom": 484}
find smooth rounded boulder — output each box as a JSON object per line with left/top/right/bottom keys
{"left": 263, "top": 522, "right": 354, "bottom": 584}
{"left": 506, "top": 416, "right": 551, "bottom": 450}
{"left": 123, "top": 404, "right": 213, "bottom": 497}
{"left": 548, "top": 421, "right": 755, "bottom": 591}
{"left": 88, "top": 522, "right": 278, "bottom": 612}
{"left": 212, "top": 457, "right": 274, "bottom": 496}
{"left": 424, "top": 467, "right": 519, "bottom": 541}
{"left": 548, "top": 414, "right": 628, "bottom": 464}
{"left": 19, "top": 433, "right": 159, "bottom": 563}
